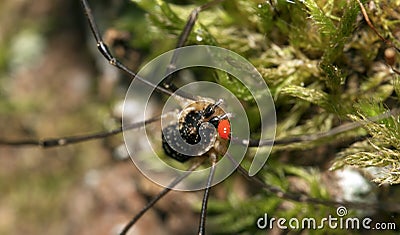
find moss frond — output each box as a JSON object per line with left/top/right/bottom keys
{"left": 332, "top": 101, "right": 400, "bottom": 184}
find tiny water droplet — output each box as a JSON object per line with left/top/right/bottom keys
{"left": 196, "top": 35, "right": 203, "bottom": 42}
{"left": 257, "top": 4, "right": 262, "bottom": 8}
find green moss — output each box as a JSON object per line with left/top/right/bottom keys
{"left": 2, "top": 0, "right": 399, "bottom": 234}
{"left": 126, "top": 0, "right": 400, "bottom": 233}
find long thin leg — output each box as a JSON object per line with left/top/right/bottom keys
{"left": 356, "top": 0, "right": 399, "bottom": 52}
{"left": 2, "top": 107, "right": 398, "bottom": 148}
{"left": 225, "top": 153, "right": 400, "bottom": 213}
{"left": 232, "top": 107, "right": 400, "bottom": 147}
{"left": 355, "top": 0, "right": 400, "bottom": 75}
{"left": 163, "top": 0, "right": 226, "bottom": 89}
{"left": 80, "top": 0, "right": 183, "bottom": 98}
{"left": 0, "top": 113, "right": 165, "bottom": 148}
{"left": 198, "top": 152, "right": 217, "bottom": 235}
{"left": 119, "top": 158, "right": 205, "bottom": 235}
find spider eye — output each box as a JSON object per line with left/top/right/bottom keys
{"left": 217, "top": 119, "right": 230, "bottom": 140}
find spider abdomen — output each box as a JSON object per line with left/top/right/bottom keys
{"left": 179, "top": 110, "right": 204, "bottom": 145}
{"left": 161, "top": 100, "right": 230, "bottom": 162}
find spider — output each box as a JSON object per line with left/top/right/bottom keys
{"left": 1, "top": 0, "right": 400, "bottom": 234}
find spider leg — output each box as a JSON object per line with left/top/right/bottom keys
{"left": 231, "top": 108, "right": 400, "bottom": 147}
{"left": 225, "top": 153, "right": 400, "bottom": 213}
{"left": 3, "top": 106, "right": 397, "bottom": 148}
{"left": 236, "top": 162, "right": 400, "bottom": 213}
{"left": 80, "top": 0, "right": 177, "bottom": 98}
{"left": 163, "top": 0, "right": 227, "bottom": 90}
{"left": 119, "top": 158, "right": 205, "bottom": 235}
{"left": 198, "top": 152, "right": 217, "bottom": 235}
{"left": 356, "top": 0, "right": 400, "bottom": 75}
{"left": 3, "top": 0, "right": 218, "bottom": 148}
{"left": 0, "top": 112, "right": 171, "bottom": 148}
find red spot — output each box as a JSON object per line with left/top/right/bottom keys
{"left": 217, "top": 119, "right": 230, "bottom": 140}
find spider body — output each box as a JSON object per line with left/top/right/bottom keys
{"left": 162, "top": 100, "right": 230, "bottom": 162}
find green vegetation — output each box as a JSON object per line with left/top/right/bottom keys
{"left": 1, "top": 0, "right": 399, "bottom": 234}
{"left": 122, "top": 0, "right": 400, "bottom": 234}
